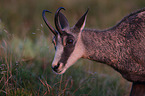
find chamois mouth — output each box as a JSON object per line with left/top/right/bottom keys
{"left": 57, "top": 68, "right": 67, "bottom": 74}
{"left": 52, "top": 68, "right": 66, "bottom": 74}
{"left": 52, "top": 63, "right": 66, "bottom": 74}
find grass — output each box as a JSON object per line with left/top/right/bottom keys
{"left": 0, "top": 25, "right": 131, "bottom": 96}
{"left": 0, "top": 0, "right": 144, "bottom": 95}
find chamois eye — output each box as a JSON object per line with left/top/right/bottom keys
{"left": 66, "top": 39, "right": 73, "bottom": 45}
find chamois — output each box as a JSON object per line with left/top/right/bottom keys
{"left": 42, "top": 7, "right": 145, "bottom": 96}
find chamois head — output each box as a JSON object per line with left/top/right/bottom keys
{"left": 42, "top": 7, "right": 88, "bottom": 74}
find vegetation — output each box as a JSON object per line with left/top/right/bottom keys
{"left": 0, "top": 0, "right": 144, "bottom": 95}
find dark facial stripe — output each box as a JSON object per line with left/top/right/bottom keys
{"left": 58, "top": 41, "right": 76, "bottom": 66}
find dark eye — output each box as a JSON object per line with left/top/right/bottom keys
{"left": 66, "top": 39, "right": 73, "bottom": 45}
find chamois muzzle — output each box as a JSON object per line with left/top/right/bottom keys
{"left": 51, "top": 62, "right": 65, "bottom": 74}
{"left": 51, "top": 63, "right": 60, "bottom": 72}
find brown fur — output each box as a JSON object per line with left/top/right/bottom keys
{"left": 43, "top": 7, "right": 145, "bottom": 96}
{"left": 82, "top": 8, "right": 145, "bottom": 82}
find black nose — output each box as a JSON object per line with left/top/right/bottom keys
{"left": 52, "top": 63, "right": 60, "bottom": 72}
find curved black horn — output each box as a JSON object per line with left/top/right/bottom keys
{"left": 42, "top": 10, "right": 58, "bottom": 35}
{"left": 55, "top": 7, "right": 65, "bottom": 35}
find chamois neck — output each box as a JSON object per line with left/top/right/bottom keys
{"left": 82, "top": 28, "right": 117, "bottom": 65}
{"left": 81, "top": 7, "right": 145, "bottom": 66}
{"left": 81, "top": 8, "right": 145, "bottom": 82}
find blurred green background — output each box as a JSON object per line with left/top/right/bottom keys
{"left": 0, "top": 0, "right": 145, "bottom": 95}
{"left": 1, "top": 0, "right": 145, "bottom": 38}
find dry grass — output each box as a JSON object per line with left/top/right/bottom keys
{"left": 0, "top": 27, "right": 131, "bottom": 96}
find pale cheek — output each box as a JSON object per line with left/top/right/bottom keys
{"left": 65, "top": 50, "right": 83, "bottom": 69}
{"left": 52, "top": 44, "right": 64, "bottom": 66}
{"left": 65, "top": 42, "right": 84, "bottom": 69}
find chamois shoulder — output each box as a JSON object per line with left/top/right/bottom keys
{"left": 83, "top": 7, "right": 145, "bottom": 33}
{"left": 111, "top": 7, "right": 145, "bottom": 30}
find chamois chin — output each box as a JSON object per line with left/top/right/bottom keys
{"left": 42, "top": 7, "right": 145, "bottom": 96}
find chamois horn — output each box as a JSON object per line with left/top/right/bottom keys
{"left": 42, "top": 10, "right": 58, "bottom": 35}
{"left": 55, "top": 7, "right": 65, "bottom": 35}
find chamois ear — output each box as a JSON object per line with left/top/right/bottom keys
{"left": 58, "top": 12, "right": 69, "bottom": 29}
{"left": 74, "top": 9, "right": 89, "bottom": 31}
